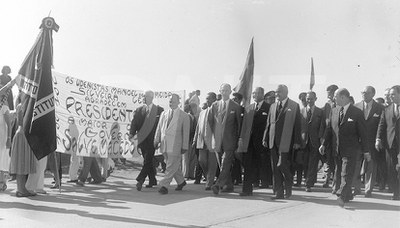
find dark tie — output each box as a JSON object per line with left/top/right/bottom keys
{"left": 364, "top": 102, "right": 369, "bottom": 120}
{"left": 220, "top": 101, "right": 226, "bottom": 120}
{"left": 307, "top": 108, "right": 312, "bottom": 122}
{"left": 339, "top": 106, "right": 344, "bottom": 125}
{"left": 255, "top": 102, "right": 259, "bottom": 111}
{"left": 276, "top": 102, "right": 282, "bottom": 117}
{"left": 167, "top": 110, "right": 174, "bottom": 127}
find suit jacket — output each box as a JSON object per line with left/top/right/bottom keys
{"left": 238, "top": 101, "right": 270, "bottom": 153}
{"left": 376, "top": 103, "right": 400, "bottom": 150}
{"left": 263, "top": 98, "right": 302, "bottom": 153}
{"left": 209, "top": 99, "right": 242, "bottom": 152}
{"left": 154, "top": 108, "right": 190, "bottom": 155}
{"left": 355, "top": 101, "right": 384, "bottom": 160}
{"left": 300, "top": 105, "right": 324, "bottom": 148}
{"left": 322, "top": 104, "right": 368, "bottom": 157}
{"left": 193, "top": 107, "right": 213, "bottom": 150}
{"left": 129, "top": 104, "right": 164, "bottom": 150}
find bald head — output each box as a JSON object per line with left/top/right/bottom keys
{"left": 361, "top": 86, "right": 375, "bottom": 103}
{"left": 334, "top": 88, "right": 351, "bottom": 106}
{"left": 219, "top": 83, "right": 232, "bottom": 101}
{"left": 275, "top": 84, "right": 288, "bottom": 101}
{"left": 144, "top": 90, "right": 154, "bottom": 105}
{"left": 252, "top": 87, "right": 264, "bottom": 103}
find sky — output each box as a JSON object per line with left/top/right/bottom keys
{"left": 1, "top": 0, "right": 399, "bottom": 107}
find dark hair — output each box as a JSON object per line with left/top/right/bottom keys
{"left": 307, "top": 91, "right": 316, "bottom": 97}
{"left": 326, "top": 84, "right": 338, "bottom": 92}
{"left": 207, "top": 92, "right": 217, "bottom": 100}
{"left": 391, "top": 85, "right": 400, "bottom": 94}
{"left": 265, "top": 90, "right": 275, "bottom": 97}
{"left": 337, "top": 88, "right": 350, "bottom": 98}
{"left": 232, "top": 92, "right": 243, "bottom": 100}
{"left": 298, "top": 92, "right": 307, "bottom": 100}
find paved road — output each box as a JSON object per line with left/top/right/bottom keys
{"left": 1, "top": 160, "right": 399, "bottom": 228}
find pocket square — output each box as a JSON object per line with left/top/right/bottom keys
{"left": 287, "top": 108, "right": 292, "bottom": 111}
{"left": 373, "top": 113, "right": 380, "bottom": 117}
{"left": 347, "top": 118, "right": 354, "bottom": 122}
{"left": 262, "top": 112, "right": 268, "bottom": 115}
{"left": 230, "top": 110, "right": 235, "bottom": 114}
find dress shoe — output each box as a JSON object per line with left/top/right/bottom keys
{"left": 145, "top": 184, "right": 155, "bottom": 188}
{"left": 364, "top": 192, "right": 372, "bottom": 198}
{"left": 76, "top": 181, "right": 85, "bottom": 187}
{"left": 205, "top": 186, "right": 211, "bottom": 191}
{"left": 322, "top": 183, "right": 329, "bottom": 188}
{"left": 293, "top": 183, "right": 301, "bottom": 187}
{"left": 16, "top": 191, "right": 30, "bottom": 198}
{"left": 67, "top": 180, "right": 78, "bottom": 183}
{"left": 239, "top": 192, "right": 253, "bottom": 196}
{"left": 50, "top": 184, "right": 61, "bottom": 189}
{"left": 305, "top": 187, "right": 311, "bottom": 192}
{"left": 136, "top": 181, "right": 143, "bottom": 191}
{"left": 211, "top": 185, "right": 220, "bottom": 195}
{"left": 194, "top": 180, "right": 201, "bottom": 184}
{"left": 337, "top": 197, "right": 345, "bottom": 208}
{"left": 158, "top": 186, "right": 168, "bottom": 195}
{"left": 220, "top": 187, "right": 234, "bottom": 193}
{"left": 271, "top": 195, "right": 284, "bottom": 200}
{"left": 175, "top": 181, "right": 187, "bottom": 191}
{"left": 352, "top": 189, "right": 361, "bottom": 196}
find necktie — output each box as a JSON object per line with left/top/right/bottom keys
{"left": 307, "top": 107, "right": 312, "bottom": 122}
{"left": 364, "top": 102, "right": 369, "bottom": 120}
{"left": 255, "top": 102, "right": 259, "bottom": 111}
{"left": 145, "top": 106, "right": 150, "bottom": 116}
{"left": 220, "top": 101, "right": 226, "bottom": 120}
{"left": 276, "top": 101, "right": 282, "bottom": 117}
{"left": 167, "top": 109, "right": 174, "bottom": 127}
{"left": 339, "top": 106, "right": 344, "bottom": 125}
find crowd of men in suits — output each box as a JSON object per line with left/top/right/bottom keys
{"left": 129, "top": 83, "right": 400, "bottom": 207}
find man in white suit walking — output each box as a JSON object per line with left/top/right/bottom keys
{"left": 154, "top": 94, "right": 190, "bottom": 194}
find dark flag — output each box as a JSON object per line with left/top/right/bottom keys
{"left": 233, "top": 38, "right": 254, "bottom": 107}
{"left": 17, "top": 17, "right": 59, "bottom": 160}
{"left": 310, "top": 57, "right": 315, "bottom": 91}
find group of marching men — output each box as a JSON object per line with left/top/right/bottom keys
{"left": 128, "top": 82, "right": 400, "bottom": 207}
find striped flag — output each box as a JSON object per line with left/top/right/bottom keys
{"left": 233, "top": 38, "right": 254, "bottom": 107}
{"left": 17, "top": 17, "right": 59, "bottom": 160}
{"left": 310, "top": 57, "right": 315, "bottom": 91}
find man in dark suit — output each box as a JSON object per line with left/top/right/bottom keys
{"left": 263, "top": 84, "right": 302, "bottom": 199}
{"left": 237, "top": 87, "right": 270, "bottom": 196}
{"left": 376, "top": 85, "right": 400, "bottom": 200}
{"left": 209, "top": 83, "right": 242, "bottom": 195}
{"left": 301, "top": 91, "right": 325, "bottom": 192}
{"left": 353, "top": 86, "right": 384, "bottom": 198}
{"left": 320, "top": 88, "right": 369, "bottom": 207}
{"left": 129, "top": 90, "right": 164, "bottom": 191}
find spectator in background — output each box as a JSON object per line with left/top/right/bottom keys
{"left": 0, "top": 66, "right": 14, "bottom": 110}
{"left": 264, "top": 91, "right": 276, "bottom": 105}
{"left": 189, "top": 90, "right": 201, "bottom": 107}
{"left": 0, "top": 84, "right": 11, "bottom": 191}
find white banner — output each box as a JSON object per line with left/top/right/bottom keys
{"left": 52, "top": 71, "right": 185, "bottom": 158}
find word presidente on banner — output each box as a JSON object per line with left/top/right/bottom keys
{"left": 66, "top": 96, "right": 134, "bottom": 123}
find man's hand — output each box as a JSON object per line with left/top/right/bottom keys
{"left": 262, "top": 141, "right": 268, "bottom": 148}
{"left": 181, "top": 149, "right": 188, "bottom": 154}
{"left": 319, "top": 145, "right": 325, "bottom": 155}
{"left": 364, "top": 152, "right": 371, "bottom": 162}
{"left": 293, "top": 143, "right": 301, "bottom": 150}
{"left": 375, "top": 140, "right": 383, "bottom": 151}
{"left": 154, "top": 142, "right": 160, "bottom": 149}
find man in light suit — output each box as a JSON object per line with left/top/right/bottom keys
{"left": 129, "top": 90, "right": 164, "bottom": 191}
{"left": 376, "top": 85, "right": 400, "bottom": 200}
{"left": 238, "top": 87, "right": 270, "bottom": 196}
{"left": 320, "top": 88, "right": 369, "bottom": 207}
{"left": 154, "top": 94, "right": 190, "bottom": 195}
{"left": 263, "top": 84, "right": 302, "bottom": 199}
{"left": 301, "top": 91, "right": 325, "bottom": 192}
{"left": 209, "top": 83, "right": 242, "bottom": 195}
{"left": 353, "top": 86, "right": 384, "bottom": 198}
{"left": 193, "top": 92, "right": 217, "bottom": 190}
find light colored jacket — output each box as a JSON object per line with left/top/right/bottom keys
{"left": 154, "top": 108, "right": 190, "bottom": 155}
